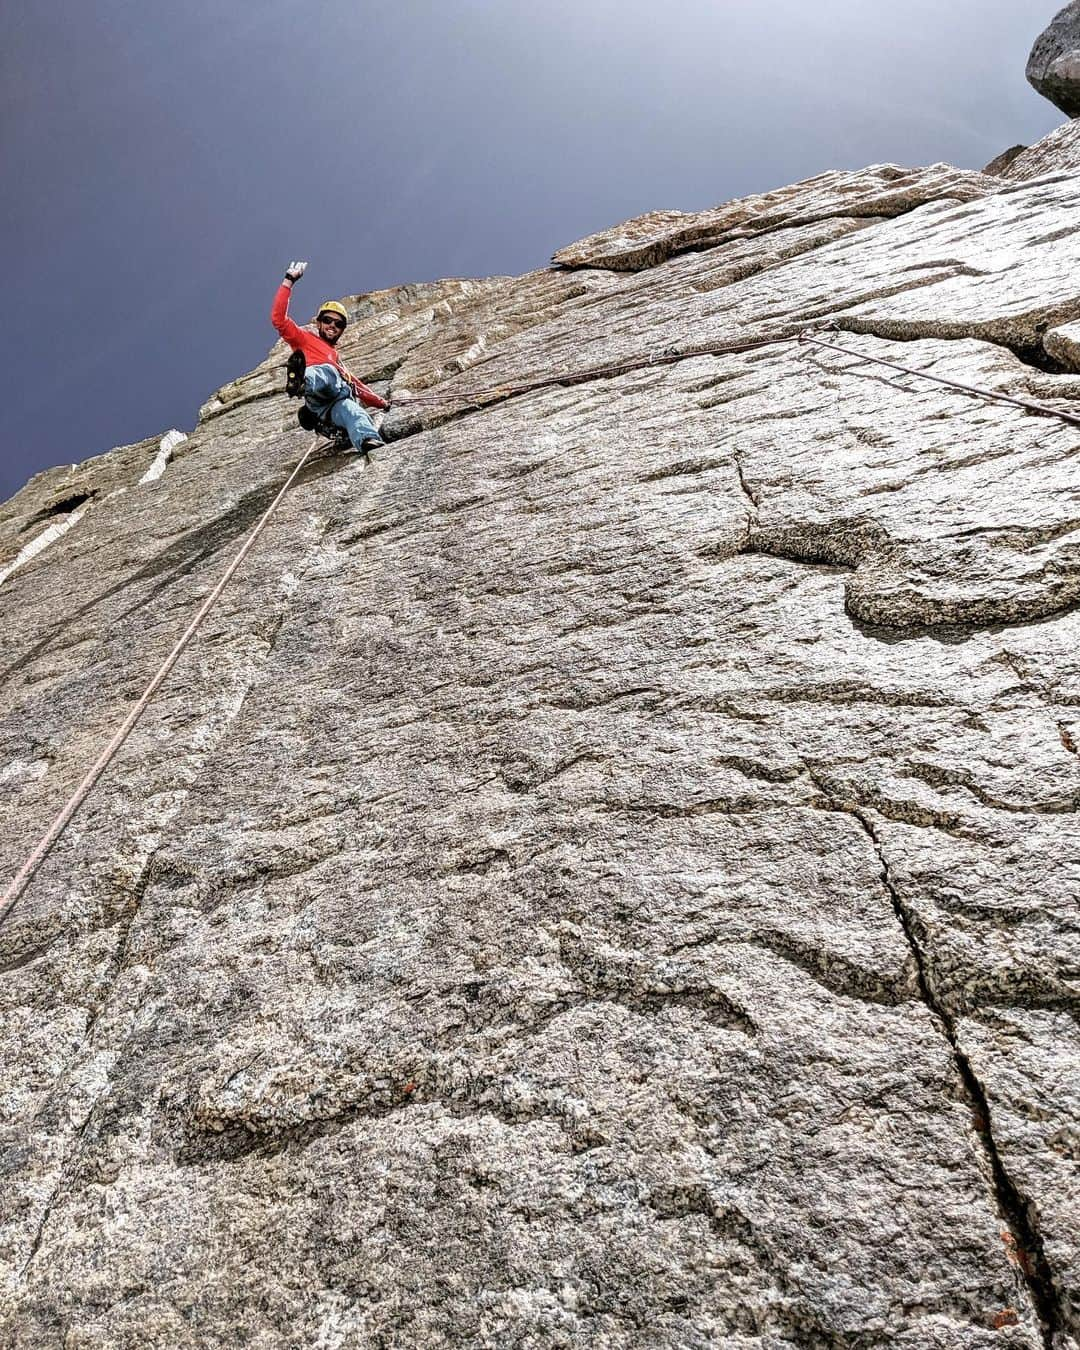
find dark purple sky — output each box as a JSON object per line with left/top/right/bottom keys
{"left": 0, "top": 0, "right": 1065, "bottom": 501}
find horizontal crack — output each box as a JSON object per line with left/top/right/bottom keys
{"left": 173, "top": 1088, "right": 597, "bottom": 1169}
{"left": 668, "top": 927, "right": 918, "bottom": 1008}
{"left": 836, "top": 314, "right": 1077, "bottom": 376}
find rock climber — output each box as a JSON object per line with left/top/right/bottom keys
{"left": 271, "top": 261, "right": 389, "bottom": 452}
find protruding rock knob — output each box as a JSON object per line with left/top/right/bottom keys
{"left": 1028, "top": 1, "right": 1080, "bottom": 117}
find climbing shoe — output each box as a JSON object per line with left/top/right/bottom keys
{"left": 333, "top": 435, "right": 378, "bottom": 456}
{"left": 285, "top": 349, "right": 307, "bottom": 398}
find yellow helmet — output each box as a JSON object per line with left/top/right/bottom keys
{"left": 317, "top": 301, "right": 348, "bottom": 327}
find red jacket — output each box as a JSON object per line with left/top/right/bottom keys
{"left": 271, "top": 283, "right": 388, "bottom": 410}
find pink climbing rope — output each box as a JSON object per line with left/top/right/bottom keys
{"left": 395, "top": 324, "right": 1080, "bottom": 433}
{"left": 4, "top": 321, "right": 1079, "bottom": 936}
{"left": 393, "top": 332, "right": 804, "bottom": 408}
{"left": 798, "top": 328, "right": 1080, "bottom": 430}
{"left": 0, "top": 441, "right": 320, "bottom": 934}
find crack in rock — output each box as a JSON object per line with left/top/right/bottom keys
{"left": 808, "top": 770, "right": 1065, "bottom": 1349}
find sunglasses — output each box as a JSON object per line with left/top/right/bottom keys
{"left": 318, "top": 313, "right": 346, "bottom": 329}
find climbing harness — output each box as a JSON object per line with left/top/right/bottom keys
{"left": 0, "top": 440, "right": 321, "bottom": 935}
{"left": 296, "top": 403, "right": 353, "bottom": 450}
{"left": 285, "top": 349, "right": 374, "bottom": 450}
{"left": 4, "top": 320, "right": 1080, "bottom": 935}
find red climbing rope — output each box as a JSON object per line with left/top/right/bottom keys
{"left": 0, "top": 441, "right": 321, "bottom": 935}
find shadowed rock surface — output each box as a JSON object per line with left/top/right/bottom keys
{"left": 2, "top": 156, "right": 1080, "bottom": 1349}
{"left": 1028, "top": 1, "right": 1080, "bottom": 117}
{"left": 982, "top": 144, "right": 1028, "bottom": 178}
{"left": 998, "top": 120, "right": 1080, "bottom": 182}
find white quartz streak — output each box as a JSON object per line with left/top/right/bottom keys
{"left": 138, "top": 428, "right": 187, "bottom": 485}
{"left": 0, "top": 505, "right": 91, "bottom": 588}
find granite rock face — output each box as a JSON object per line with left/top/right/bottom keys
{"left": 2, "top": 159, "right": 1080, "bottom": 1349}
{"left": 550, "top": 164, "right": 998, "bottom": 271}
{"left": 1028, "top": 1, "right": 1080, "bottom": 117}
{"left": 997, "top": 120, "right": 1080, "bottom": 182}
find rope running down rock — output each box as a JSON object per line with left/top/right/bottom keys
{"left": 4, "top": 323, "right": 1080, "bottom": 934}
{"left": 798, "top": 327, "right": 1080, "bottom": 430}
{"left": 0, "top": 440, "right": 321, "bottom": 935}
{"left": 396, "top": 323, "right": 1080, "bottom": 432}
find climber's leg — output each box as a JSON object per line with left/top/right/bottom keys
{"left": 328, "top": 396, "right": 384, "bottom": 451}
{"left": 302, "top": 363, "right": 348, "bottom": 413}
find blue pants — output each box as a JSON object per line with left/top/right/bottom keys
{"left": 303, "top": 364, "right": 383, "bottom": 450}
